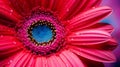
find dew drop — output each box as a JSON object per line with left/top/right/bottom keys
{"left": 13, "top": 41, "right": 16, "bottom": 44}
{"left": 10, "top": 10, "right": 13, "bottom": 15}
{"left": 71, "top": 38, "right": 74, "bottom": 40}
{"left": 67, "top": 20, "right": 70, "bottom": 22}
{"left": 0, "top": 35, "right": 3, "bottom": 38}
{"left": 10, "top": 10, "right": 13, "bottom": 12}
{"left": 8, "top": 60, "right": 13, "bottom": 64}
{"left": 92, "top": 7, "right": 95, "bottom": 9}
{"left": 66, "top": 9, "right": 69, "bottom": 12}
{"left": 9, "top": 60, "right": 13, "bottom": 63}
{"left": 76, "top": 33, "right": 79, "bottom": 35}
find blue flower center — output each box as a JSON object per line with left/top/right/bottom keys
{"left": 28, "top": 21, "right": 56, "bottom": 46}
{"left": 31, "top": 24, "right": 53, "bottom": 43}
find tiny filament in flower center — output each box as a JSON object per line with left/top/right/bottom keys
{"left": 27, "top": 20, "right": 56, "bottom": 46}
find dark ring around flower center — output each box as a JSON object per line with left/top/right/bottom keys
{"left": 27, "top": 20, "right": 56, "bottom": 46}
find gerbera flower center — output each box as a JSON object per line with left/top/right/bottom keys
{"left": 17, "top": 9, "right": 65, "bottom": 56}
{"left": 28, "top": 20, "right": 56, "bottom": 46}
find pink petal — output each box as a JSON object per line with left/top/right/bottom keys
{"left": 60, "top": 0, "right": 102, "bottom": 20}
{"left": 8, "top": 50, "right": 26, "bottom": 66}
{"left": 48, "top": 56, "right": 60, "bottom": 67}
{"left": 0, "top": 0, "right": 21, "bottom": 23}
{"left": 13, "top": 51, "right": 31, "bottom": 67}
{"left": 81, "top": 0, "right": 102, "bottom": 11}
{"left": 35, "top": 57, "right": 43, "bottom": 67}
{"left": 27, "top": 55, "right": 36, "bottom": 67}
{"left": 70, "top": 46, "right": 116, "bottom": 63}
{"left": 29, "top": 0, "right": 41, "bottom": 8}
{"left": 59, "top": 50, "right": 84, "bottom": 67}
{"left": 57, "top": 0, "right": 76, "bottom": 19}
{"left": 21, "top": 54, "right": 32, "bottom": 67}
{"left": 47, "top": 0, "right": 54, "bottom": 10}
{"left": 50, "top": 0, "right": 71, "bottom": 11}
{"left": 25, "top": 0, "right": 55, "bottom": 10}
{"left": 8, "top": 0, "right": 31, "bottom": 16}
{"left": 0, "top": 50, "right": 23, "bottom": 66}
{"left": 47, "top": 55, "right": 66, "bottom": 67}
{"left": 67, "top": 30, "right": 111, "bottom": 45}
{"left": 6, "top": 0, "right": 101, "bottom": 22}
{"left": 66, "top": 6, "right": 112, "bottom": 31}
{"left": 60, "top": 50, "right": 84, "bottom": 67}
{"left": 8, "top": 50, "right": 36, "bottom": 67}
{"left": 42, "top": 57, "right": 48, "bottom": 67}
{"left": 8, "top": 0, "right": 56, "bottom": 16}
{"left": 8, "top": 0, "right": 49, "bottom": 16}
{"left": 79, "top": 56, "right": 104, "bottom": 67}
{"left": 7, "top": 0, "right": 102, "bottom": 21}
{"left": 0, "top": 36, "right": 23, "bottom": 59}
{"left": 41, "top": 0, "right": 55, "bottom": 9}
{"left": 36, "top": 57, "right": 47, "bottom": 67}
{"left": 53, "top": 55, "right": 66, "bottom": 67}
{"left": 59, "top": 52, "right": 72, "bottom": 67}
{"left": 104, "top": 39, "right": 117, "bottom": 51}
{"left": 78, "top": 38, "right": 117, "bottom": 51}
{"left": 82, "top": 23, "right": 114, "bottom": 33}
{"left": 0, "top": 24, "right": 16, "bottom": 35}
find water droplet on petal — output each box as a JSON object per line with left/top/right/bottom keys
{"left": 67, "top": 20, "right": 70, "bottom": 22}
{"left": 13, "top": 41, "right": 16, "bottom": 44}
{"left": 76, "top": 33, "right": 79, "bottom": 35}
{"left": 8, "top": 60, "right": 13, "bottom": 64}
{"left": 71, "top": 38, "right": 74, "bottom": 40}
{"left": 67, "top": 9, "right": 69, "bottom": 12}
{"left": 0, "top": 35, "right": 3, "bottom": 38}
{"left": 10, "top": 60, "right": 13, "bottom": 63}
{"left": 10, "top": 10, "right": 13, "bottom": 12}
{"left": 92, "top": 7, "right": 95, "bottom": 9}
{"left": 10, "top": 10, "right": 13, "bottom": 15}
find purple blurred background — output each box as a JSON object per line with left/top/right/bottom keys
{"left": 101, "top": 0, "right": 120, "bottom": 67}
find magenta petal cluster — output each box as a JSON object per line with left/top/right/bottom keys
{"left": 0, "top": 0, "right": 117, "bottom": 67}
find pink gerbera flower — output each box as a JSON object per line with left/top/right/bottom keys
{"left": 0, "top": 0, "right": 117, "bottom": 67}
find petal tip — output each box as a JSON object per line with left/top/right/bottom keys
{"left": 108, "top": 56, "right": 117, "bottom": 63}
{"left": 102, "top": 6, "right": 112, "bottom": 13}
